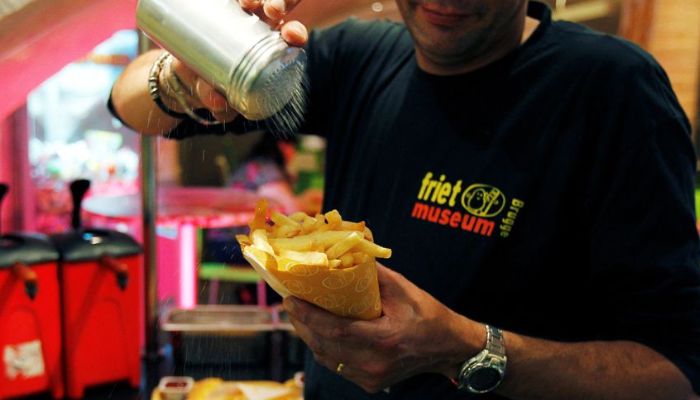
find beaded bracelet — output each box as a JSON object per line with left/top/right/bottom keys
{"left": 148, "top": 51, "right": 189, "bottom": 119}
{"left": 162, "top": 54, "right": 222, "bottom": 126}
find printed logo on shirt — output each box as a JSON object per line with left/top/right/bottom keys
{"left": 411, "top": 172, "right": 524, "bottom": 238}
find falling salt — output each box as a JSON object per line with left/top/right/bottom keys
{"left": 260, "top": 62, "right": 308, "bottom": 139}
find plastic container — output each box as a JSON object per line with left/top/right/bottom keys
{"left": 51, "top": 177, "right": 142, "bottom": 399}
{"left": 157, "top": 376, "right": 194, "bottom": 400}
{"left": 0, "top": 234, "right": 64, "bottom": 399}
{"left": 52, "top": 228, "right": 142, "bottom": 398}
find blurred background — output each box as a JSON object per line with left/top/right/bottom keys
{"left": 0, "top": 0, "right": 698, "bottom": 399}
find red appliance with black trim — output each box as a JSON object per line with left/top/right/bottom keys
{"left": 51, "top": 180, "right": 142, "bottom": 398}
{"left": 0, "top": 183, "right": 64, "bottom": 399}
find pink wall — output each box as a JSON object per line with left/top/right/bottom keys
{"left": 0, "top": 117, "right": 13, "bottom": 232}
{"left": 0, "top": 0, "right": 137, "bottom": 120}
{"left": 0, "top": 0, "right": 136, "bottom": 232}
{"left": 0, "top": 108, "right": 32, "bottom": 233}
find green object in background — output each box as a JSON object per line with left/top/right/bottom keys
{"left": 293, "top": 135, "right": 326, "bottom": 194}
{"left": 199, "top": 263, "right": 262, "bottom": 284}
{"left": 695, "top": 188, "right": 700, "bottom": 219}
{"left": 197, "top": 228, "right": 261, "bottom": 284}
{"left": 296, "top": 170, "right": 324, "bottom": 193}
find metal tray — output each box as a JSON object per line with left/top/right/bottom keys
{"left": 161, "top": 305, "right": 276, "bottom": 335}
{"left": 162, "top": 305, "right": 306, "bottom": 380}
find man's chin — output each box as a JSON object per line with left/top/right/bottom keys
{"left": 415, "top": 40, "right": 476, "bottom": 65}
{"left": 410, "top": 22, "right": 481, "bottom": 53}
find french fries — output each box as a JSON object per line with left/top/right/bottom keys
{"left": 236, "top": 200, "right": 391, "bottom": 319}
{"left": 239, "top": 200, "right": 391, "bottom": 271}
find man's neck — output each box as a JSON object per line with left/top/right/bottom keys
{"left": 416, "top": 15, "right": 540, "bottom": 76}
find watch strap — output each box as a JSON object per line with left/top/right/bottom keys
{"left": 486, "top": 325, "right": 505, "bottom": 356}
{"left": 455, "top": 324, "right": 507, "bottom": 394}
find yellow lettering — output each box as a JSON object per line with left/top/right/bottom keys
{"left": 437, "top": 182, "right": 451, "bottom": 204}
{"left": 430, "top": 175, "right": 446, "bottom": 203}
{"left": 426, "top": 181, "right": 438, "bottom": 201}
{"left": 418, "top": 172, "right": 433, "bottom": 200}
{"left": 498, "top": 198, "right": 523, "bottom": 238}
{"left": 449, "top": 180, "right": 462, "bottom": 207}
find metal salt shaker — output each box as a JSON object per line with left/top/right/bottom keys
{"left": 137, "top": 0, "right": 307, "bottom": 121}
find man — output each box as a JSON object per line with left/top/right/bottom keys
{"left": 111, "top": 0, "right": 700, "bottom": 398}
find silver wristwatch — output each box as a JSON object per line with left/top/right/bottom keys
{"left": 455, "top": 324, "right": 507, "bottom": 394}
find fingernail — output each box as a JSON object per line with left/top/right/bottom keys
{"left": 288, "top": 21, "right": 305, "bottom": 36}
{"left": 271, "top": 0, "right": 286, "bottom": 14}
{"left": 282, "top": 22, "right": 307, "bottom": 45}
{"left": 242, "top": 0, "right": 260, "bottom": 7}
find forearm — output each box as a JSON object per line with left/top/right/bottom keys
{"left": 111, "top": 49, "right": 182, "bottom": 135}
{"left": 499, "top": 332, "right": 697, "bottom": 400}
{"left": 441, "top": 314, "right": 696, "bottom": 400}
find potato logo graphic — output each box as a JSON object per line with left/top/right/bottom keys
{"left": 461, "top": 184, "right": 506, "bottom": 217}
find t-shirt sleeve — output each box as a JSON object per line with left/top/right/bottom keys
{"left": 585, "top": 58, "right": 700, "bottom": 392}
{"left": 106, "top": 89, "right": 256, "bottom": 139}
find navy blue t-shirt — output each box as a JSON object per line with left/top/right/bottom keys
{"left": 298, "top": 3, "right": 700, "bottom": 398}
{"left": 114, "top": 1, "right": 700, "bottom": 398}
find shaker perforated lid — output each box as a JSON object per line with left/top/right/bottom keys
{"left": 228, "top": 35, "right": 307, "bottom": 122}
{"left": 246, "top": 46, "right": 306, "bottom": 121}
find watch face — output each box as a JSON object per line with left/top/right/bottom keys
{"left": 468, "top": 367, "right": 502, "bottom": 393}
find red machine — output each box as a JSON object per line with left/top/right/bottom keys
{"left": 0, "top": 184, "right": 65, "bottom": 399}
{"left": 51, "top": 180, "right": 142, "bottom": 398}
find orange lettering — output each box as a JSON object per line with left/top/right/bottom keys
{"left": 439, "top": 209, "right": 451, "bottom": 225}
{"left": 450, "top": 211, "right": 462, "bottom": 228}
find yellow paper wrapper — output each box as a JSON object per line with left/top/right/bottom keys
{"left": 241, "top": 244, "right": 382, "bottom": 320}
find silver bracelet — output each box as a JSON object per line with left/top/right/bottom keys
{"left": 162, "top": 54, "right": 222, "bottom": 126}
{"left": 148, "top": 51, "right": 189, "bottom": 119}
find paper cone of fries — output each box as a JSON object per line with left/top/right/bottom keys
{"left": 235, "top": 200, "right": 389, "bottom": 320}
{"left": 240, "top": 244, "right": 382, "bottom": 320}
